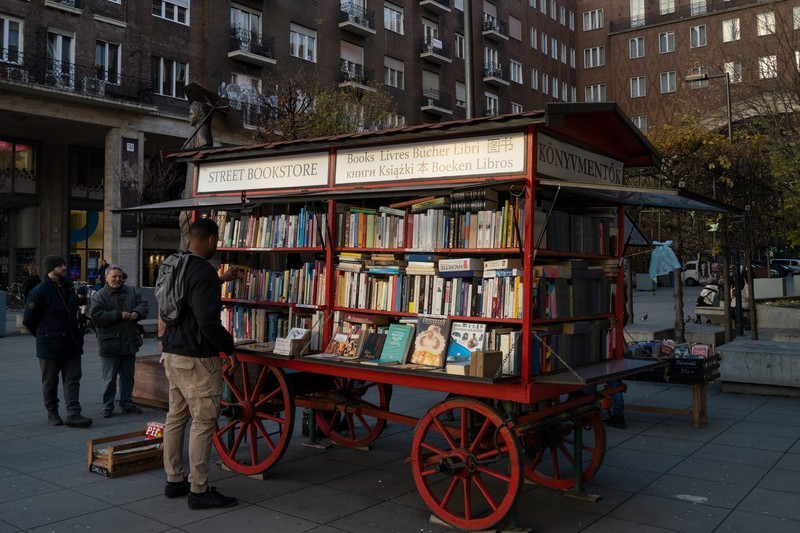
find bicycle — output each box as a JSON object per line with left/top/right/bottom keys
{"left": 5, "top": 283, "right": 24, "bottom": 312}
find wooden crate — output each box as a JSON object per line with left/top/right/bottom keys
{"left": 133, "top": 354, "right": 169, "bottom": 409}
{"left": 87, "top": 430, "right": 164, "bottom": 478}
{"left": 669, "top": 354, "right": 721, "bottom": 384}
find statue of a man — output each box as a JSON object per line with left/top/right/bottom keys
{"left": 188, "top": 101, "right": 213, "bottom": 148}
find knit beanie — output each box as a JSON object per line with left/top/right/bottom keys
{"left": 43, "top": 255, "right": 65, "bottom": 274}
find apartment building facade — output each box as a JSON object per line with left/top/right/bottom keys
{"left": 579, "top": 0, "right": 800, "bottom": 134}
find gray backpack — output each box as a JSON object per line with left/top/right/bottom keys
{"left": 155, "top": 251, "right": 192, "bottom": 325}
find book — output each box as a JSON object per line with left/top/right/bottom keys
{"left": 339, "top": 327, "right": 364, "bottom": 358}
{"left": 483, "top": 258, "right": 523, "bottom": 270}
{"left": 410, "top": 315, "right": 452, "bottom": 368}
{"left": 410, "top": 196, "right": 451, "bottom": 211}
{"left": 379, "top": 205, "right": 406, "bottom": 217}
{"left": 357, "top": 332, "right": 387, "bottom": 360}
{"left": 389, "top": 195, "right": 435, "bottom": 209}
{"left": 445, "top": 361, "right": 471, "bottom": 375}
{"left": 377, "top": 323, "right": 416, "bottom": 363}
{"left": 323, "top": 328, "right": 350, "bottom": 355}
{"left": 446, "top": 322, "right": 487, "bottom": 362}
{"left": 438, "top": 257, "right": 484, "bottom": 272}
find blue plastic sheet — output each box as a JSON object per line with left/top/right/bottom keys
{"left": 648, "top": 240, "right": 681, "bottom": 280}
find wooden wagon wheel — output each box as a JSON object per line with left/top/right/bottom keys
{"left": 213, "top": 358, "right": 294, "bottom": 475}
{"left": 411, "top": 397, "right": 522, "bottom": 531}
{"left": 315, "top": 378, "right": 389, "bottom": 448}
{"left": 522, "top": 410, "right": 606, "bottom": 490}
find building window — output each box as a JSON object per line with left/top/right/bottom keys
{"left": 384, "top": 113, "right": 405, "bottom": 128}
{"left": 569, "top": 11, "right": 574, "bottom": 30}
{"left": 530, "top": 27, "right": 537, "bottom": 49}
{"left": 541, "top": 0, "right": 546, "bottom": 15}
{"left": 511, "top": 102, "right": 523, "bottom": 113}
{"left": 795, "top": 51, "right": 800, "bottom": 72}
{"left": 551, "top": 37, "right": 557, "bottom": 59}
{"left": 485, "top": 92, "right": 498, "bottom": 115}
{"left": 585, "top": 84, "right": 605, "bottom": 102}
{"left": 509, "top": 16, "right": 522, "bottom": 40}
{"left": 0, "top": 15, "right": 23, "bottom": 64}
{"left": 630, "top": 0, "right": 644, "bottom": 28}
{"left": 724, "top": 61, "right": 742, "bottom": 83}
{"left": 660, "top": 71, "right": 676, "bottom": 93}
{"left": 531, "top": 68, "right": 539, "bottom": 90}
{"left": 659, "top": 0, "right": 674, "bottom": 15}
{"left": 95, "top": 41, "right": 120, "bottom": 84}
{"left": 384, "top": 2, "right": 404, "bottom": 35}
{"left": 290, "top": 23, "right": 317, "bottom": 62}
{"left": 46, "top": 30, "right": 75, "bottom": 89}
{"left": 384, "top": 56, "right": 404, "bottom": 89}
{"left": 631, "top": 115, "right": 648, "bottom": 134}
{"left": 510, "top": 60, "right": 523, "bottom": 83}
{"left": 630, "top": 76, "right": 646, "bottom": 98}
{"left": 151, "top": 56, "right": 187, "bottom": 98}
{"left": 550, "top": 0, "right": 557, "bottom": 20}
{"left": 722, "top": 19, "right": 740, "bottom": 42}
{"left": 794, "top": 7, "right": 800, "bottom": 30}
{"left": 690, "top": 0, "right": 706, "bottom": 16}
{"left": 629, "top": 37, "right": 644, "bottom": 59}
{"left": 562, "top": 81, "right": 568, "bottom": 101}
{"left": 560, "top": 43, "right": 567, "bottom": 64}
{"left": 690, "top": 25, "right": 707, "bottom": 48}
{"left": 759, "top": 55, "right": 777, "bottom": 79}
{"left": 455, "top": 33, "right": 465, "bottom": 58}
{"left": 570, "top": 48, "right": 575, "bottom": 67}
{"left": 455, "top": 81, "right": 466, "bottom": 107}
{"left": 152, "top": 0, "right": 189, "bottom": 25}
{"left": 560, "top": 6, "right": 566, "bottom": 25}
{"left": 552, "top": 77, "right": 559, "bottom": 99}
{"left": 584, "top": 46, "right": 605, "bottom": 68}
{"left": 659, "top": 31, "right": 675, "bottom": 53}
{"left": 689, "top": 66, "right": 709, "bottom": 88}
{"left": 541, "top": 33, "right": 548, "bottom": 55}
{"left": 542, "top": 73, "right": 549, "bottom": 94}
{"left": 231, "top": 4, "right": 260, "bottom": 34}
{"left": 582, "top": 9, "right": 603, "bottom": 31}
{"left": 757, "top": 12, "right": 776, "bottom": 36}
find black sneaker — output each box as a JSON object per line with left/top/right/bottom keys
{"left": 102, "top": 408, "right": 113, "bottom": 418}
{"left": 188, "top": 487, "right": 238, "bottom": 510}
{"left": 65, "top": 413, "right": 93, "bottom": 428}
{"left": 165, "top": 479, "right": 191, "bottom": 498}
{"left": 48, "top": 412, "right": 63, "bottom": 426}
{"left": 122, "top": 405, "right": 142, "bottom": 414}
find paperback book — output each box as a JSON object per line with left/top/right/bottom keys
{"left": 361, "top": 323, "right": 415, "bottom": 365}
{"left": 410, "top": 315, "right": 452, "bottom": 368}
{"left": 446, "top": 322, "right": 487, "bottom": 363}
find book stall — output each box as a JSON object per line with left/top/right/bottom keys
{"left": 130, "top": 103, "right": 730, "bottom": 531}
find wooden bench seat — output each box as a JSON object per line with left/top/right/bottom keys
{"left": 695, "top": 306, "right": 749, "bottom": 327}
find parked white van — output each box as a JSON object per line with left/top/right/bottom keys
{"left": 771, "top": 258, "right": 800, "bottom": 273}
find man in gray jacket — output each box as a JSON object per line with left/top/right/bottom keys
{"left": 91, "top": 265, "right": 149, "bottom": 418}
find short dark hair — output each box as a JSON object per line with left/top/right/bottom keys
{"left": 189, "top": 217, "right": 219, "bottom": 239}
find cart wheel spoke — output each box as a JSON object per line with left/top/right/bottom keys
{"left": 213, "top": 361, "right": 294, "bottom": 475}
{"left": 315, "top": 380, "right": 388, "bottom": 447}
{"left": 411, "top": 397, "right": 521, "bottom": 531}
{"left": 523, "top": 411, "right": 606, "bottom": 490}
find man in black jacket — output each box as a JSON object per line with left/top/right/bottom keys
{"left": 160, "top": 218, "right": 238, "bottom": 510}
{"left": 91, "top": 265, "right": 149, "bottom": 418}
{"left": 23, "top": 255, "right": 92, "bottom": 427}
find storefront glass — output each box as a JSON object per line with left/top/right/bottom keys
{"left": 69, "top": 210, "right": 104, "bottom": 283}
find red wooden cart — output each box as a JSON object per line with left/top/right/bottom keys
{"left": 143, "top": 103, "right": 726, "bottom": 531}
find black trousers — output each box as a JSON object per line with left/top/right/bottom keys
{"left": 39, "top": 356, "right": 83, "bottom": 415}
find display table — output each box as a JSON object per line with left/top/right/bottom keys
{"left": 626, "top": 354, "right": 720, "bottom": 428}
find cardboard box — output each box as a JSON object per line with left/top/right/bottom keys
{"left": 469, "top": 350, "right": 503, "bottom": 378}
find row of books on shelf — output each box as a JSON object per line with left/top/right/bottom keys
{"left": 336, "top": 201, "right": 524, "bottom": 250}
{"left": 219, "top": 262, "right": 326, "bottom": 306}
{"left": 214, "top": 209, "right": 327, "bottom": 249}
{"left": 532, "top": 320, "right": 612, "bottom": 374}
{"left": 222, "top": 307, "right": 324, "bottom": 352}
{"left": 307, "top": 314, "right": 523, "bottom": 377}
{"left": 543, "top": 210, "right": 617, "bottom": 256}
{"left": 627, "top": 339, "right": 714, "bottom": 359}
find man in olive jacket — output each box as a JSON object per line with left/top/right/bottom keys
{"left": 23, "top": 255, "right": 92, "bottom": 427}
{"left": 91, "top": 265, "right": 149, "bottom": 418}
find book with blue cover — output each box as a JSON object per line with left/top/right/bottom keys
{"left": 360, "top": 324, "right": 415, "bottom": 365}
{"left": 446, "top": 322, "right": 487, "bottom": 363}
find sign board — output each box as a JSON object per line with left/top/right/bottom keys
{"left": 196, "top": 152, "right": 329, "bottom": 193}
{"left": 335, "top": 133, "right": 526, "bottom": 185}
{"left": 536, "top": 133, "right": 623, "bottom": 186}
{"left": 142, "top": 227, "right": 180, "bottom": 250}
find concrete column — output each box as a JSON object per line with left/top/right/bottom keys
{"left": 103, "top": 128, "right": 145, "bottom": 286}
{"left": 39, "top": 144, "right": 71, "bottom": 259}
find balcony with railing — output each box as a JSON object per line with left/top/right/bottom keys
{"left": 228, "top": 28, "right": 276, "bottom": 67}
{"left": 0, "top": 49, "right": 153, "bottom": 105}
{"left": 44, "top": 0, "right": 83, "bottom": 14}
{"left": 339, "top": 59, "right": 375, "bottom": 90}
{"left": 420, "top": 38, "right": 452, "bottom": 64}
{"left": 420, "top": 0, "right": 450, "bottom": 14}
{"left": 421, "top": 88, "right": 452, "bottom": 115}
{"left": 482, "top": 14, "right": 508, "bottom": 41}
{"left": 609, "top": 1, "right": 728, "bottom": 32}
{"left": 483, "top": 63, "right": 509, "bottom": 87}
{"left": 339, "top": 2, "right": 377, "bottom": 36}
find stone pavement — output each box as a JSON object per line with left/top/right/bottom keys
{"left": 1, "top": 287, "right": 799, "bottom": 532}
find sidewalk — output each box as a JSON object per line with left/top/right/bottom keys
{"left": 1, "top": 289, "right": 799, "bottom": 532}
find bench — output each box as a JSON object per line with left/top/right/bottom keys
{"left": 694, "top": 306, "right": 749, "bottom": 327}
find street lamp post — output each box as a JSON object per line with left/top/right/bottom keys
{"left": 684, "top": 71, "right": 735, "bottom": 342}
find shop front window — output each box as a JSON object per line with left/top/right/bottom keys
{"left": 0, "top": 139, "right": 37, "bottom": 194}
{"left": 70, "top": 148, "right": 104, "bottom": 200}
{"left": 69, "top": 210, "right": 104, "bottom": 283}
